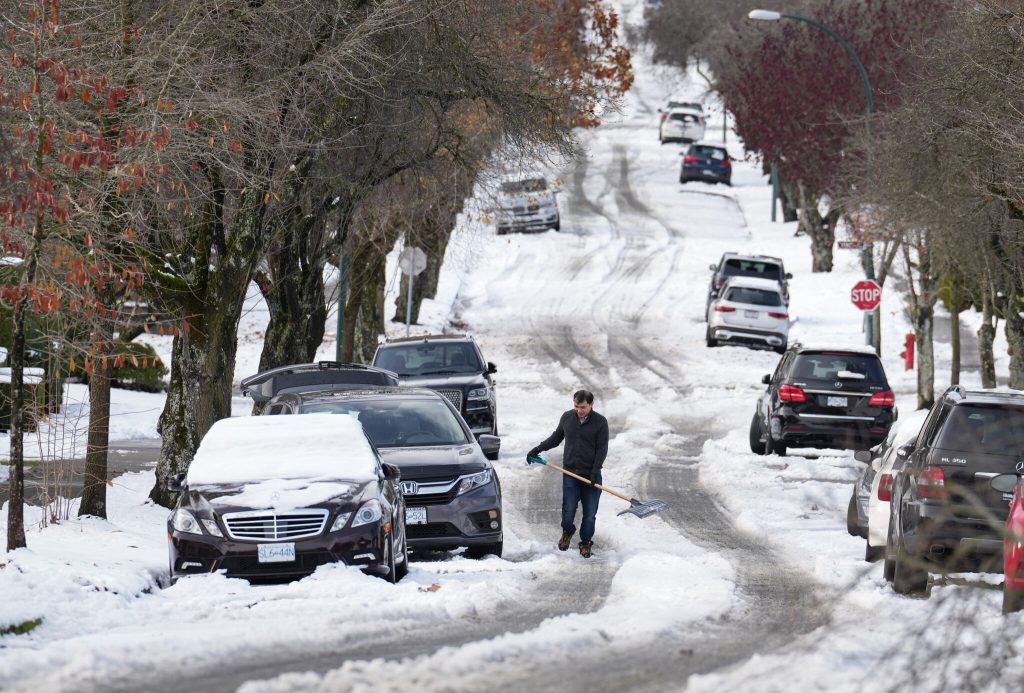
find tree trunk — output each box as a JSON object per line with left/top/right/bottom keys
{"left": 916, "top": 303, "right": 935, "bottom": 410}
{"left": 978, "top": 288, "right": 997, "bottom": 388}
{"left": 1006, "top": 293, "right": 1024, "bottom": 390}
{"left": 257, "top": 258, "right": 328, "bottom": 373}
{"left": 354, "top": 261, "right": 385, "bottom": 363}
{"left": 6, "top": 286, "right": 31, "bottom": 551}
{"left": 946, "top": 300, "right": 954, "bottom": 386}
{"left": 778, "top": 180, "right": 799, "bottom": 223}
{"left": 149, "top": 294, "right": 245, "bottom": 506}
{"left": 79, "top": 356, "right": 111, "bottom": 518}
{"left": 796, "top": 183, "right": 836, "bottom": 272}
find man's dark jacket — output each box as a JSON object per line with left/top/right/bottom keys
{"left": 530, "top": 410, "right": 609, "bottom": 480}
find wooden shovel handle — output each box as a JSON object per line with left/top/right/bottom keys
{"left": 543, "top": 461, "right": 631, "bottom": 502}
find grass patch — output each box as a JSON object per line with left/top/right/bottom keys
{"left": 0, "top": 618, "right": 43, "bottom": 636}
{"left": 0, "top": 459, "right": 43, "bottom": 467}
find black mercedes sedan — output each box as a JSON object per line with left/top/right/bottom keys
{"left": 167, "top": 413, "right": 407, "bottom": 583}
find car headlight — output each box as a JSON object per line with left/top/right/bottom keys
{"left": 171, "top": 509, "right": 203, "bottom": 535}
{"left": 456, "top": 469, "right": 493, "bottom": 495}
{"left": 330, "top": 512, "right": 352, "bottom": 532}
{"left": 468, "top": 386, "right": 489, "bottom": 401}
{"left": 351, "top": 500, "right": 383, "bottom": 528}
{"left": 201, "top": 519, "right": 223, "bottom": 537}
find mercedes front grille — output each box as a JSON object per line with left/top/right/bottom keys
{"left": 221, "top": 509, "right": 329, "bottom": 541}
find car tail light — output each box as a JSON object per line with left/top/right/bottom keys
{"left": 778, "top": 384, "right": 806, "bottom": 402}
{"left": 714, "top": 305, "right": 735, "bottom": 312}
{"left": 918, "top": 465, "right": 946, "bottom": 499}
{"left": 721, "top": 158, "right": 731, "bottom": 167}
{"left": 868, "top": 390, "right": 895, "bottom": 407}
{"left": 660, "top": 113, "right": 667, "bottom": 122}
{"left": 878, "top": 473, "right": 894, "bottom": 502}
{"left": 768, "top": 311, "right": 788, "bottom": 319}
{"left": 684, "top": 155, "right": 699, "bottom": 164}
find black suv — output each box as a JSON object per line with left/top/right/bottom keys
{"left": 240, "top": 361, "right": 399, "bottom": 405}
{"left": 707, "top": 252, "right": 791, "bottom": 317}
{"left": 884, "top": 386, "right": 1024, "bottom": 595}
{"left": 372, "top": 335, "right": 498, "bottom": 453}
{"left": 259, "top": 387, "right": 503, "bottom": 558}
{"left": 750, "top": 343, "right": 895, "bottom": 455}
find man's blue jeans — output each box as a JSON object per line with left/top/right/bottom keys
{"left": 562, "top": 474, "right": 601, "bottom": 543}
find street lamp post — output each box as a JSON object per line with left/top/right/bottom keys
{"left": 748, "top": 9, "right": 878, "bottom": 352}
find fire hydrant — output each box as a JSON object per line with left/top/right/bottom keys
{"left": 899, "top": 333, "right": 915, "bottom": 370}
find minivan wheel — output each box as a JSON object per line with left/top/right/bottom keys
{"left": 749, "top": 413, "right": 766, "bottom": 455}
{"left": 466, "top": 541, "right": 503, "bottom": 559}
{"left": 883, "top": 515, "right": 897, "bottom": 581}
{"left": 383, "top": 536, "right": 398, "bottom": 584}
{"left": 846, "top": 496, "right": 860, "bottom": 537}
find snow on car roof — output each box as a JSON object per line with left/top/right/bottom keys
{"left": 187, "top": 413, "right": 378, "bottom": 487}
{"left": 795, "top": 342, "right": 879, "bottom": 356}
{"left": 721, "top": 276, "right": 783, "bottom": 291}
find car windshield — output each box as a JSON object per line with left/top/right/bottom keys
{"left": 670, "top": 113, "right": 699, "bottom": 123}
{"left": 500, "top": 178, "right": 546, "bottom": 194}
{"left": 934, "top": 404, "right": 1024, "bottom": 455}
{"left": 791, "top": 354, "right": 887, "bottom": 383}
{"left": 721, "top": 258, "right": 783, "bottom": 281}
{"left": 300, "top": 398, "right": 471, "bottom": 448}
{"left": 691, "top": 146, "right": 726, "bottom": 160}
{"left": 374, "top": 343, "right": 481, "bottom": 376}
{"left": 724, "top": 287, "right": 782, "bottom": 307}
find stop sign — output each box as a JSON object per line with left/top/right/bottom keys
{"left": 851, "top": 279, "right": 882, "bottom": 311}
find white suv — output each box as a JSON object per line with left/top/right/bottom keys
{"left": 659, "top": 107, "right": 705, "bottom": 144}
{"left": 706, "top": 276, "right": 789, "bottom": 353}
{"left": 494, "top": 176, "right": 560, "bottom": 234}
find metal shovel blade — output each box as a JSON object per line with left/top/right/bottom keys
{"left": 617, "top": 498, "right": 668, "bottom": 519}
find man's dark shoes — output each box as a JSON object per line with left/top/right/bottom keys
{"left": 579, "top": 541, "right": 593, "bottom": 559}
{"left": 558, "top": 530, "right": 573, "bottom": 551}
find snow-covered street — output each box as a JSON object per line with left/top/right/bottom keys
{"left": 2, "top": 0, "right": 1023, "bottom": 691}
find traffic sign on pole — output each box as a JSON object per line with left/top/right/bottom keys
{"left": 851, "top": 279, "right": 882, "bottom": 312}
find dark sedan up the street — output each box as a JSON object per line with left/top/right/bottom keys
{"left": 167, "top": 413, "right": 407, "bottom": 583}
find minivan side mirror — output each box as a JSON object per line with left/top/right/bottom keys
{"left": 167, "top": 472, "right": 186, "bottom": 493}
{"left": 854, "top": 450, "right": 872, "bottom": 464}
{"left": 761, "top": 374, "right": 771, "bottom": 385}
{"left": 487, "top": 362, "right": 497, "bottom": 374}
{"left": 785, "top": 272, "right": 793, "bottom": 279}
{"left": 991, "top": 474, "right": 1019, "bottom": 494}
{"left": 709, "top": 264, "right": 717, "bottom": 272}
{"left": 478, "top": 434, "right": 501, "bottom": 457}
{"left": 382, "top": 463, "right": 401, "bottom": 480}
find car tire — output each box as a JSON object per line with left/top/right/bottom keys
{"left": 749, "top": 413, "right": 766, "bottom": 455}
{"left": 1003, "top": 587, "right": 1024, "bottom": 614}
{"left": 892, "top": 535, "right": 928, "bottom": 596}
{"left": 497, "top": 228, "right": 507, "bottom": 236}
{"left": 865, "top": 542, "right": 885, "bottom": 563}
{"left": 846, "top": 496, "right": 860, "bottom": 537}
{"left": 466, "top": 541, "right": 503, "bottom": 559}
{"left": 883, "top": 515, "right": 897, "bottom": 581}
{"left": 679, "top": 176, "right": 687, "bottom": 185}
{"left": 764, "top": 421, "right": 786, "bottom": 456}
{"left": 395, "top": 533, "right": 409, "bottom": 581}
{"left": 705, "top": 326, "right": 718, "bottom": 348}
{"left": 383, "top": 535, "right": 398, "bottom": 584}
{"left": 552, "top": 220, "right": 561, "bottom": 232}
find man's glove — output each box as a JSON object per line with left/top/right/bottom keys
{"left": 526, "top": 448, "right": 540, "bottom": 465}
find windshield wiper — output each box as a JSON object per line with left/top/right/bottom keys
{"left": 412, "top": 369, "right": 462, "bottom": 376}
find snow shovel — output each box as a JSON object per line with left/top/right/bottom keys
{"left": 527, "top": 456, "right": 668, "bottom": 519}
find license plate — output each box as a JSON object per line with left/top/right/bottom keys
{"left": 702, "top": 169, "right": 715, "bottom": 175}
{"left": 827, "top": 396, "right": 848, "bottom": 407}
{"left": 744, "top": 309, "right": 758, "bottom": 318}
{"left": 406, "top": 507, "right": 427, "bottom": 525}
{"left": 257, "top": 543, "right": 295, "bottom": 563}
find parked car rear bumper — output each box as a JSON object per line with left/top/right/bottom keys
{"left": 710, "top": 325, "right": 786, "bottom": 348}
{"left": 773, "top": 407, "right": 892, "bottom": 449}
{"left": 902, "top": 502, "right": 1005, "bottom": 561}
